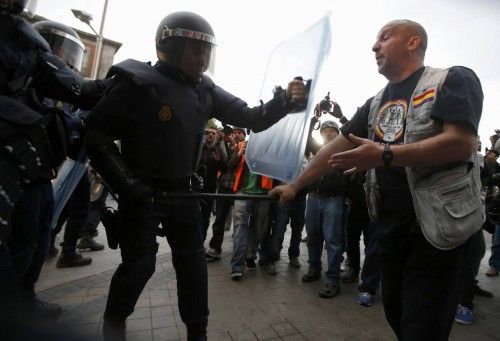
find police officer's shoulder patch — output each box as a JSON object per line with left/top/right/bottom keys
{"left": 158, "top": 104, "right": 172, "bottom": 122}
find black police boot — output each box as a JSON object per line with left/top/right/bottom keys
{"left": 23, "top": 295, "right": 63, "bottom": 320}
{"left": 474, "top": 283, "right": 493, "bottom": 298}
{"left": 56, "top": 251, "right": 92, "bottom": 268}
{"left": 103, "top": 319, "right": 126, "bottom": 341}
{"left": 187, "top": 321, "right": 208, "bottom": 341}
{"left": 46, "top": 245, "right": 59, "bottom": 259}
{"left": 77, "top": 236, "right": 105, "bottom": 251}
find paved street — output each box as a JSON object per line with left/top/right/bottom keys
{"left": 37, "top": 211, "right": 500, "bottom": 341}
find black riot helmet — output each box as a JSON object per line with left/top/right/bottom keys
{"left": 0, "top": 0, "right": 27, "bottom": 14}
{"left": 33, "top": 20, "right": 85, "bottom": 72}
{"left": 155, "top": 11, "right": 216, "bottom": 81}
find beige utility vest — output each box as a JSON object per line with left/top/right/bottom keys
{"left": 365, "top": 66, "right": 484, "bottom": 250}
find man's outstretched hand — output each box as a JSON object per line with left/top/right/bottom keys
{"left": 329, "top": 134, "right": 384, "bottom": 175}
{"left": 269, "top": 184, "right": 298, "bottom": 204}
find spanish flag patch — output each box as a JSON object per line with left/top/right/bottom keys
{"left": 413, "top": 88, "right": 436, "bottom": 109}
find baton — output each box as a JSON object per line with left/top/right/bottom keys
{"left": 153, "top": 192, "right": 278, "bottom": 202}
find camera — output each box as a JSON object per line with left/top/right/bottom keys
{"left": 319, "top": 92, "right": 332, "bottom": 112}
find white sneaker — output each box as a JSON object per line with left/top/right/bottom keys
{"left": 265, "top": 263, "right": 277, "bottom": 275}
{"left": 205, "top": 248, "right": 221, "bottom": 260}
{"left": 230, "top": 271, "right": 243, "bottom": 280}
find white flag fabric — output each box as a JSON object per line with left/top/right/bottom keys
{"left": 245, "top": 13, "right": 332, "bottom": 183}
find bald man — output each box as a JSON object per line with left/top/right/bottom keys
{"left": 271, "top": 20, "right": 484, "bottom": 340}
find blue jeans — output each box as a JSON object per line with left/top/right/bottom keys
{"left": 231, "top": 199, "right": 270, "bottom": 273}
{"left": 305, "top": 195, "right": 347, "bottom": 286}
{"left": 265, "top": 198, "right": 305, "bottom": 263}
{"left": 489, "top": 224, "right": 500, "bottom": 270}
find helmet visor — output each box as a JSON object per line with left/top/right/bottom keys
{"left": 40, "top": 28, "right": 85, "bottom": 72}
{"left": 159, "top": 26, "right": 216, "bottom": 79}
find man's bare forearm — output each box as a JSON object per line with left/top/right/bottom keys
{"left": 391, "top": 122, "right": 476, "bottom": 167}
{"left": 291, "top": 134, "right": 353, "bottom": 192}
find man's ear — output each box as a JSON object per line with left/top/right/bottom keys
{"left": 408, "top": 35, "right": 421, "bottom": 51}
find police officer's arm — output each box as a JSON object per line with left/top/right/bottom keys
{"left": 211, "top": 80, "right": 305, "bottom": 132}
{"left": 34, "top": 51, "right": 110, "bottom": 110}
{"left": 84, "top": 78, "right": 150, "bottom": 202}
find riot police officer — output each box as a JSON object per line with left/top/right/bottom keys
{"left": 33, "top": 20, "right": 96, "bottom": 268}
{"left": 84, "top": 11, "right": 306, "bottom": 341}
{"left": 0, "top": 0, "right": 108, "bottom": 322}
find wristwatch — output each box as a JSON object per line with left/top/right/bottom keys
{"left": 382, "top": 143, "right": 393, "bottom": 168}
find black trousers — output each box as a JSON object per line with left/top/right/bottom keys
{"left": 52, "top": 173, "right": 90, "bottom": 252}
{"left": 208, "top": 186, "right": 234, "bottom": 252}
{"left": 200, "top": 197, "right": 214, "bottom": 242}
{"left": 345, "top": 200, "right": 370, "bottom": 273}
{"left": 104, "top": 198, "right": 208, "bottom": 326}
{"left": 378, "top": 223, "right": 468, "bottom": 341}
{"left": 358, "top": 221, "right": 380, "bottom": 294}
{"left": 459, "top": 229, "right": 485, "bottom": 310}
{"left": 9, "top": 181, "right": 53, "bottom": 294}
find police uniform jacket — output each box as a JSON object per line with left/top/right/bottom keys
{"left": 85, "top": 59, "right": 294, "bottom": 195}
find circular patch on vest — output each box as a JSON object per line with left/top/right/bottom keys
{"left": 375, "top": 99, "right": 407, "bottom": 143}
{"left": 158, "top": 105, "right": 172, "bottom": 122}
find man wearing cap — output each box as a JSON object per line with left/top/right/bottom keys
{"left": 301, "top": 120, "right": 349, "bottom": 298}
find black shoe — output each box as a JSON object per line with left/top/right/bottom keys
{"left": 302, "top": 269, "right": 321, "bottom": 282}
{"left": 474, "top": 284, "right": 493, "bottom": 298}
{"left": 341, "top": 268, "right": 359, "bottom": 283}
{"left": 245, "top": 258, "right": 257, "bottom": 271}
{"left": 24, "top": 295, "right": 62, "bottom": 320}
{"left": 103, "top": 319, "right": 126, "bottom": 341}
{"left": 187, "top": 321, "right": 208, "bottom": 341}
{"left": 289, "top": 257, "right": 301, "bottom": 269}
{"left": 318, "top": 283, "right": 341, "bottom": 298}
{"left": 46, "top": 245, "right": 59, "bottom": 259}
{"left": 77, "top": 237, "right": 105, "bottom": 251}
{"left": 56, "top": 252, "right": 92, "bottom": 268}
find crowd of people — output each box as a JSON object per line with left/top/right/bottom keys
{"left": 1, "top": 1, "right": 498, "bottom": 340}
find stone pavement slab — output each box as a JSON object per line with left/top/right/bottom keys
{"left": 34, "top": 220, "right": 500, "bottom": 340}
